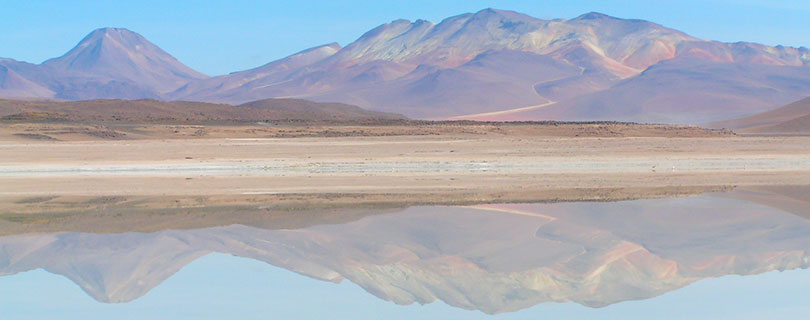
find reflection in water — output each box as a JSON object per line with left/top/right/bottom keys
{"left": 0, "top": 189, "right": 809, "bottom": 315}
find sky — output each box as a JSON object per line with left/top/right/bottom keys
{"left": 1, "top": 0, "right": 809, "bottom": 76}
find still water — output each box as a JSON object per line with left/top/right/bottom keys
{"left": 0, "top": 188, "right": 808, "bottom": 319}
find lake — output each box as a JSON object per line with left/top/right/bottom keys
{"left": 0, "top": 186, "right": 807, "bottom": 319}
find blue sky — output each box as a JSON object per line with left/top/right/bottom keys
{"left": 1, "top": 0, "right": 809, "bottom": 76}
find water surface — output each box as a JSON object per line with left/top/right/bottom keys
{"left": 0, "top": 187, "right": 808, "bottom": 319}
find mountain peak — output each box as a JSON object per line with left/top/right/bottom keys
{"left": 89, "top": 27, "right": 135, "bottom": 34}
{"left": 472, "top": 8, "right": 514, "bottom": 16}
{"left": 474, "top": 7, "right": 499, "bottom": 15}
{"left": 77, "top": 27, "right": 148, "bottom": 48}
{"left": 39, "top": 27, "right": 207, "bottom": 98}
{"left": 573, "top": 12, "right": 617, "bottom": 20}
{"left": 470, "top": 8, "right": 539, "bottom": 22}
{"left": 47, "top": 27, "right": 167, "bottom": 70}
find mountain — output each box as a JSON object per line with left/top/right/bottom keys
{"left": 325, "top": 10, "right": 694, "bottom": 73}
{"left": 168, "top": 43, "right": 342, "bottom": 103}
{"left": 530, "top": 57, "right": 810, "bottom": 124}
{"left": 313, "top": 50, "right": 583, "bottom": 118}
{"left": 0, "top": 193, "right": 808, "bottom": 312}
{"left": 0, "top": 59, "right": 54, "bottom": 98}
{"left": 0, "top": 98, "right": 405, "bottom": 122}
{"left": 173, "top": 9, "right": 700, "bottom": 118}
{"left": 170, "top": 9, "right": 810, "bottom": 123}
{"left": 0, "top": 28, "right": 207, "bottom": 100}
{"left": 2, "top": 10, "right": 810, "bottom": 123}
{"left": 709, "top": 96, "right": 810, "bottom": 133}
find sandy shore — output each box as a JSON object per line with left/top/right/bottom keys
{"left": 1, "top": 129, "right": 809, "bottom": 197}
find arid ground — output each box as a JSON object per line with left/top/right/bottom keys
{"left": 1, "top": 122, "right": 808, "bottom": 201}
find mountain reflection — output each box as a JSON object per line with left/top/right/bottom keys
{"left": 0, "top": 189, "right": 808, "bottom": 314}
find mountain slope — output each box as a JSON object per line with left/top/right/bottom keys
{"left": 709, "top": 96, "right": 810, "bottom": 133}
{"left": 309, "top": 50, "right": 583, "bottom": 118}
{"left": 238, "top": 98, "right": 405, "bottom": 121}
{"left": 531, "top": 58, "right": 810, "bottom": 123}
{"left": 168, "top": 43, "right": 342, "bottom": 103}
{"left": 0, "top": 62, "right": 55, "bottom": 98}
{"left": 0, "top": 59, "right": 55, "bottom": 98}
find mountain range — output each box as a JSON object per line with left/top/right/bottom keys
{"left": 2, "top": 9, "right": 810, "bottom": 124}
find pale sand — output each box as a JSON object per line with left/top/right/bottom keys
{"left": 1, "top": 133, "right": 809, "bottom": 197}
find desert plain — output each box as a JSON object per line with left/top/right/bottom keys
{"left": 1, "top": 121, "right": 808, "bottom": 204}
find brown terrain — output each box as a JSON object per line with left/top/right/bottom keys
{"left": 0, "top": 98, "right": 405, "bottom": 123}
{"left": 0, "top": 121, "right": 732, "bottom": 141}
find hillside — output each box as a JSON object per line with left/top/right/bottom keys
{"left": 238, "top": 98, "right": 405, "bottom": 121}
{"left": 0, "top": 98, "right": 405, "bottom": 122}
{"left": 709, "top": 97, "right": 810, "bottom": 134}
